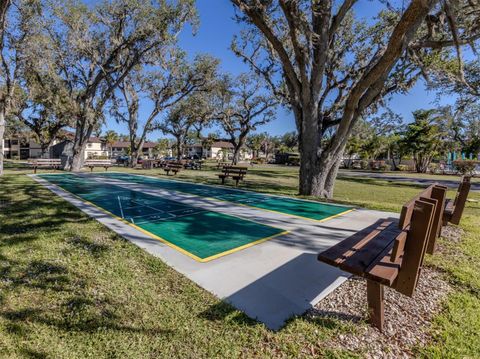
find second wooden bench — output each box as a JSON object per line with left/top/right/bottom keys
{"left": 218, "top": 165, "right": 248, "bottom": 186}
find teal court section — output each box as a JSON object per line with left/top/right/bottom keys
{"left": 38, "top": 173, "right": 286, "bottom": 261}
{"left": 96, "top": 172, "right": 354, "bottom": 221}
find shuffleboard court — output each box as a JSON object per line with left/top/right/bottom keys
{"left": 38, "top": 173, "right": 287, "bottom": 262}
{"left": 95, "top": 172, "right": 354, "bottom": 221}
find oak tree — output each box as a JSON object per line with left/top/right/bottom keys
{"left": 231, "top": 0, "right": 480, "bottom": 197}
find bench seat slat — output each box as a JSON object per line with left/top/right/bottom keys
{"left": 318, "top": 220, "right": 401, "bottom": 277}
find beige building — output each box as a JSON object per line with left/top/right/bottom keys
{"left": 187, "top": 141, "right": 253, "bottom": 161}
{"left": 109, "top": 141, "right": 157, "bottom": 159}
{"left": 2, "top": 136, "right": 49, "bottom": 159}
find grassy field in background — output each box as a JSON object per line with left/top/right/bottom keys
{"left": 0, "top": 161, "right": 479, "bottom": 357}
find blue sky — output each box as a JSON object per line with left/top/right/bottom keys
{"left": 103, "top": 0, "right": 453, "bottom": 140}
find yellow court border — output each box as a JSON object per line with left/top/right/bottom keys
{"left": 96, "top": 172, "right": 356, "bottom": 223}
{"left": 35, "top": 174, "right": 289, "bottom": 263}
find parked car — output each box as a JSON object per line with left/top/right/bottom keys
{"left": 115, "top": 155, "right": 130, "bottom": 165}
{"left": 163, "top": 156, "right": 177, "bottom": 161}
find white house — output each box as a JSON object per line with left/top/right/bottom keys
{"left": 84, "top": 137, "right": 109, "bottom": 159}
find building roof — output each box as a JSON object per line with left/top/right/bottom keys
{"left": 89, "top": 137, "right": 103, "bottom": 144}
{"left": 190, "top": 141, "right": 234, "bottom": 149}
{"left": 212, "top": 141, "right": 234, "bottom": 149}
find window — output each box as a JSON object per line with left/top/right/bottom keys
{"left": 11, "top": 140, "right": 18, "bottom": 145}
{"left": 87, "top": 143, "right": 92, "bottom": 148}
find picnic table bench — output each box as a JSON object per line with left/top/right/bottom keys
{"left": 28, "top": 158, "right": 62, "bottom": 173}
{"left": 142, "top": 159, "right": 163, "bottom": 169}
{"left": 84, "top": 159, "right": 113, "bottom": 172}
{"left": 216, "top": 162, "right": 230, "bottom": 169}
{"left": 184, "top": 160, "right": 203, "bottom": 170}
{"left": 318, "top": 183, "right": 447, "bottom": 330}
{"left": 164, "top": 162, "right": 183, "bottom": 176}
{"left": 443, "top": 176, "right": 471, "bottom": 226}
{"left": 218, "top": 165, "right": 248, "bottom": 186}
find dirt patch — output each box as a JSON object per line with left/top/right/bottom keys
{"left": 440, "top": 225, "right": 464, "bottom": 244}
{"left": 309, "top": 268, "right": 451, "bottom": 358}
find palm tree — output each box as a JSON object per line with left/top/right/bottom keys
{"left": 104, "top": 130, "right": 119, "bottom": 158}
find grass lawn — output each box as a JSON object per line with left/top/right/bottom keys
{"left": 1, "top": 162, "right": 479, "bottom": 358}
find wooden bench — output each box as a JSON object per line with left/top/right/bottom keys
{"left": 318, "top": 185, "right": 446, "bottom": 331}
{"left": 142, "top": 159, "right": 163, "bottom": 169}
{"left": 218, "top": 165, "right": 248, "bottom": 186}
{"left": 28, "top": 158, "right": 62, "bottom": 173}
{"left": 443, "top": 176, "right": 471, "bottom": 226}
{"left": 84, "top": 159, "right": 113, "bottom": 172}
{"left": 216, "top": 162, "right": 230, "bottom": 170}
{"left": 164, "top": 162, "right": 183, "bottom": 176}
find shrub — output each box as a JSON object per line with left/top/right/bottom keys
{"left": 379, "top": 163, "right": 389, "bottom": 171}
{"left": 396, "top": 164, "right": 409, "bottom": 171}
{"left": 453, "top": 160, "right": 478, "bottom": 175}
{"left": 360, "top": 160, "right": 369, "bottom": 169}
{"left": 428, "top": 162, "right": 439, "bottom": 174}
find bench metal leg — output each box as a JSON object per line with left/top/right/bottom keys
{"left": 367, "top": 280, "right": 384, "bottom": 331}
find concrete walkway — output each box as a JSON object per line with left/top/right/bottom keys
{"left": 33, "top": 174, "right": 397, "bottom": 330}
{"left": 339, "top": 170, "right": 480, "bottom": 191}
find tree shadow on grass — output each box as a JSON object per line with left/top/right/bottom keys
{"left": 337, "top": 176, "right": 430, "bottom": 190}
{"left": 0, "top": 256, "right": 175, "bottom": 346}
{"left": 1, "top": 303, "right": 175, "bottom": 336}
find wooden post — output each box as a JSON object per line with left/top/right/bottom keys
{"left": 367, "top": 280, "right": 384, "bottom": 331}
{"left": 451, "top": 177, "right": 471, "bottom": 225}
{"left": 426, "top": 186, "right": 447, "bottom": 254}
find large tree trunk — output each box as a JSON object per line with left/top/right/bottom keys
{"left": 232, "top": 146, "right": 241, "bottom": 165}
{"left": 175, "top": 137, "right": 182, "bottom": 161}
{"left": 129, "top": 138, "right": 143, "bottom": 168}
{"left": 69, "top": 120, "right": 94, "bottom": 172}
{"left": 130, "top": 150, "right": 139, "bottom": 168}
{"left": 0, "top": 108, "right": 5, "bottom": 176}
{"left": 231, "top": 134, "right": 247, "bottom": 165}
{"left": 297, "top": 106, "right": 350, "bottom": 198}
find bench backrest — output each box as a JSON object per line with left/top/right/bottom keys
{"left": 451, "top": 176, "right": 471, "bottom": 224}
{"left": 398, "top": 183, "right": 446, "bottom": 249}
{"left": 166, "top": 162, "right": 183, "bottom": 169}
{"left": 29, "top": 158, "right": 61, "bottom": 165}
{"left": 85, "top": 159, "right": 113, "bottom": 165}
{"left": 393, "top": 199, "right": 435, "bottom": 296}
{"left": 222, "top": 166, "right": 248, "bottom": 175}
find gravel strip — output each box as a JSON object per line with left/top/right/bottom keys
{"left": 309, "top": 268, "right": 452, "bottom": 358}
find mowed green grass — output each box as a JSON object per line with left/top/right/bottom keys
{"left": 1, "top": 162, "right": 479, "bottom": 358}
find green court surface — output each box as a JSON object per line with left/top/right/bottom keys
{"left": 38, "top": 174, "right": 286, "bottom": 262}
{"left": 96, "top": 172, "right": 354, "bottom": 221}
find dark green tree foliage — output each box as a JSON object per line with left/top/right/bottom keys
{"left": 400, "top": 110, "right": 445, "bottom": 173}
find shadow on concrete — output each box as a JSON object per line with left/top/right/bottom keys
{"left": 200, "top": 252, "right": 349, "bottom": 331}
